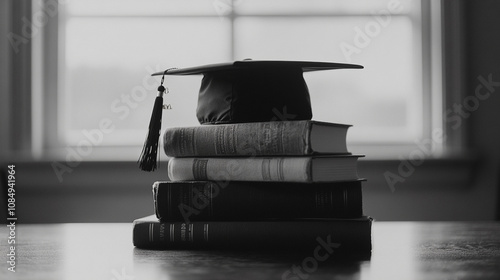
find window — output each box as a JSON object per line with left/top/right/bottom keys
{"left": 37, "top": 0, "right": 442, "bottom": 160}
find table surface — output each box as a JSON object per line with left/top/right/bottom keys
{"left": 1, "top": 221, "right": 500, "bottom": 280}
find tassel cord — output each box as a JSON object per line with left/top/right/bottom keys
{"left": 138, "top": 68, "right": 176, "bottom": 171}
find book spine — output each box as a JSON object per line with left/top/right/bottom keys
{"left": 153, "top": 181, "right": 363, "bottom": 221}
{"left": 163, "top": 121, "right": 310, "bottom": 157}
{"left": 133, "top": 219, "right": 372, "bottom": 252}
{"left": 168, "top": 157, "right": 312, "bottom": 182}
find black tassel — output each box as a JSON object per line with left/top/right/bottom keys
{"left": 138, "top": 85, "right": 166, "bottom": 171}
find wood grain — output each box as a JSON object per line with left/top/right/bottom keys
{"left": 1, "top": 222, "right": 499, "bottom": 279}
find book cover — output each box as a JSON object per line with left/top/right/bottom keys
{"left": 167, "top": 155, "right": 363, "bottom": 183}
{"left": 133, "top": 215, "right": 372, "bottom": 252}
{"left": 163, "top": 120, "right": 350, "bottom": 157}
{"left": 153, "top": 180, "right": 364, "bottom": 222}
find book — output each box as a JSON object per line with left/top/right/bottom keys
{"left": 153, "top": 180, "right": 364, "bottom": 222}
{"left": 163, "top": 120, "right": 351, "bottom": 157}
{"left": 132, "top": 215, "right": 372, "bottom": 252}
{"left": 167, "top": 155, "right": 362, "bottom": 183}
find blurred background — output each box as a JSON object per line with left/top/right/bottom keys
{"left": 0, "top": 0, "right": 499, "bottom": 222}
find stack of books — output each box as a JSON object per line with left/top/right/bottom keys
{"left": 133, "top": 120, "right": 372, "bottom": 254}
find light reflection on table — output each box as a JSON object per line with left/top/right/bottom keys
{"left": 1, "top": 222, "right": 499, "bottom": 280}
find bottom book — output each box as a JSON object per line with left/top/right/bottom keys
{"left": 133, "top": 215, "right": 372, "bottom": 253}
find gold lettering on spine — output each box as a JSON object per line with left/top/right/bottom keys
{"left": 149, "top": 224, "right": 154, "bottom": 243}
{"left": 203, "top": 224, "right": 209, "bottom": 241}
{"left": 159, "top": 224, "right": 166, "bottom": 241}
{"left": 189, "top": 224, "right": 194, "bottom": 241}
{"left": 181, "top": 223, "right": 186, "bottom": 241}
{"left": 170, "top": 224, "right": 175, "bottom": 242}
{"left": 215, "top": 126, "right": 224, "bottom": 155}
{"left": 189, "top": 127, "right": 196, "bottom": 155}
{"left": 193, "top": 159, "right": 208, "bottom": 180}
{"left": 229, "top": 125, "right": 236, "bottom": 154}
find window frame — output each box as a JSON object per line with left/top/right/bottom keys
{"left": 0, "top": 0, "right": 481, "bottom": 222}
{"left": 32, "top": 0, "right": 448, "bottom": 161}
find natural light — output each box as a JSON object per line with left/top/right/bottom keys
{"left": 58, "top": 0, "right": 431, "bottom": 158}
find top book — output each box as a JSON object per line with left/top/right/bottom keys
{"left": 163, "top": 120, "right": 350, "bottom": 157}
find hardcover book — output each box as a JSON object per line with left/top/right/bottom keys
{"left": 167, "top": 155, "right": 362, "bottom": 183}
{"left": 133, "top": 215, "right": 372, "bottom": 252}
{"left": 136, "top": 60, "right": 372, "bottom": 254}
{"left": 153, "top": 180, "right": 364, "bottom": 221}
{"left": 163, "top": 120, "right": 351, "bottom": 157}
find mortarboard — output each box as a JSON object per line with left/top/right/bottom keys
{"left": 153, "top": 60, "right": 363, "bottom": 124}
{"left": 139, "top": 60, "right": 363, "bottom": 171}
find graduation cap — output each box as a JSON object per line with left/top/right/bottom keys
{"left": 139, "top": 60, "right": 363, "bottom": 171}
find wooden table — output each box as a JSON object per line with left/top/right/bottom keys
{"left": 1, "top": 222, "right": 500, "bottom": 279}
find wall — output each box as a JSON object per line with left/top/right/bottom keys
{"left": 1, "top": 0, "right": 499, "bottom": 222}
{"left": 363, "top": 0, "right": 500, "bottom": 221}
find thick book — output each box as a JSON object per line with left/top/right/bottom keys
{"left": 163, "top": 120, "right": 351, "bottom": 157}
{"left": 153, "top": 180, "right": 364, "bottom": 222}
{"left": 167, "top": 155, "right": 362, "bottom": 183}
{"left": 132, "top": 215, "right": 372, "bottom": 252}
